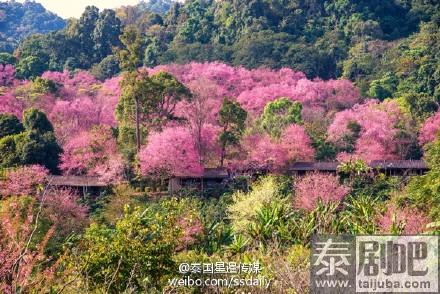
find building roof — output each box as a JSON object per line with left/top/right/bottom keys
{"left": 289, "top": 162, "right": 339, "bottom": 171}
{"left": 370, "top": 160, "right": 428, "bottom": 170}
{"left": 175, "top": 168, "right": 229, "bottom": 179}
{"left": 49, "top": 175, "right": 108, "bottom": 187}
{"left": 288, "top": 160, "right": 429, "bottom": 172}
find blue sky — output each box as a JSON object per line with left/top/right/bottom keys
{"left": 18, "top": 0, "right": 142, "bottom": 18}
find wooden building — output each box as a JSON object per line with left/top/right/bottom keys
{"left": 168, "top": 168, "right": 229, "bottom": 194}
{"left": 288, "top": 160, "right": 428, "bottom": 176}
{"left": 49, "top": 175, "right": 109, "bottom": 195}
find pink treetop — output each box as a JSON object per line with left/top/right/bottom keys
{"left": 175, "top": 78, "right": 224, "bottom": 126}
{"left": 280, "top": 124, "right": 315, "bottom": 162}
{"left": 49, "top": 96, "right": 100, "bottom": 143}
{"left": 291, "top": 79, "right": 361, "bottom": 111}
{"left": 0, "top": 64, "right": 15, "bottom": 87}
{"left": 327, "top": 100, "right": 410, "bottom": 162}
{"left": 294, "top": 172, "right": 350, "bottom": 211}
{"left": 0, "top": 165, "right": 49, "bottom": 197}
{"left": 240, "top": 134, "right": 289, "bottom": 172}
{"left": 419, "top": 111, "right": 440, "bottom": 146}
{"left": 149, "top": 62, "right": 305, "bottom": 98}
{"left": 95, "top": 76, "right": 122, "bottom": 127}
{"left": 138, "top": 126, "right": 204, "bottom": 178}
{"left": 59, "top": 126, "right": 124, "bottom": 183}
{"left": 42, "top": 70, "right": 98, "bottom": 99}
{"left": 236, "top": 84, "right": 298, "bottom": 116}
{"left": 378, "top": 204, "right": 428, "bottom": 234}
{"left": 0, "top": 91, "right": 24, "bottom": 118}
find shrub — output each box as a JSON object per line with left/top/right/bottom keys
{"left": 228, "top": 176, "right": 280, "bottom": 235}
{"left": 59, "top": 205, "right": 180, "bottom": 292}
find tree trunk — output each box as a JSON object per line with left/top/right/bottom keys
{"left": 135, "top": 97, "right": 141, "bottom": 152}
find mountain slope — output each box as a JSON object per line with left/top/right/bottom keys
{"left": 0, "top": 0, "right": 66, "bottom": 52}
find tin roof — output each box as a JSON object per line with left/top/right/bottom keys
{"left": 49, "top": 175, "right": 108, "bottom": 187}
{"left": 175, "top": 168, "right": 229, "bottom": 179}
{"left": 288, "top": 160, "right": 428, "bottom": 172}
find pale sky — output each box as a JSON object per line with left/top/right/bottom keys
{"left": 17, "top": 0, "right": 142, "bottom": 18}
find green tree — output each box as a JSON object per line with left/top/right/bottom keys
{"left": 118, "top": 26, "right": 144, "bottom": 71}
{"left": 15, "top": 56, "right": 47, "bottom": 79}
{"left": 218, "top": 98, "right": 247, "bottom": 167}
{"left": 259, "top": 98, "right": 302, "bottom": 138}
{"left": 0, "top": 109, "right": 61, "bottom": 173}
{"left": 93, "top": 9, "right": 122, "bottom": 61}
{"left": 0, "top": 53, "right": 16, "bottom": 65}
{"left": 90, "top": 55, "right": 120, "bottom": 80}
{"left": 405, "top": 135, "right": 440, "bottom": 219}
{"left": 23, "top": 108, "right": 54, "bottom": 134}
{"left": 14, "top": 130, "right": 61, "bottom": 173}
{"left": 77, "top": 6, "right": 100, "bottom": 65}
{"left": 0, "top": 113, "right": 24, "bottom": 138}
{"left": 116, "top": 71, "right": 191, "bottom": 155}
{"left": 368, "top": 72, "right": 398, "bottom": 100}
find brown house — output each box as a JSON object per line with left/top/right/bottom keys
{"left": 49, "top": 175, "right": 109, "bottom": 195}
{"left": 168, "top": 168, "right": 229, "bottom": 194}
{"left": 288, "top": 160, "right": 429, "bottom": 176}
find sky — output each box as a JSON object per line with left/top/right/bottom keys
{"left": 17, "top": 0, "right": 142, "bottom": 18}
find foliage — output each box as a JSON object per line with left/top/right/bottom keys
{"left": 403, "top": 135, "right": 440, "bottom": 219}
{"left": 260, "top": 98, "right": 302, "bottom": 138}
{"left": 116, "top": 70, "right": 191, "bottom": 154}
{"left": 0, "top": 113, "right": 23, "bottom": 138}
{"left": 90, "top": 55, "right": 120, "bottom": 81}
{"left": 23, "top": 108, "right": 54, "bottom": 134}
{"left": 0, "top": 109, "right": 61, "bottom": 173}
{"left": 339, "top": 194, "right": 380, "bottom": 234}
{"left": 218, "top": 98, "right": 247, "bottom": 167}
{"left": 228, "top": 176, "right": 281, "bottom": 236}
{"left": 59, "top": 202, "right": 182, "bottom": 292}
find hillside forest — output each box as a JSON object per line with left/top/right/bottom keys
{"left": 1, "top": 0, "right": 440, "bottom": 293}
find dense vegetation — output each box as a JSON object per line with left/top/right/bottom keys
{"left": 0, "top": 0, "right": 65, "bottom": 53}
{"left": 1, "top": 0, "right": 440, "bottom": 292}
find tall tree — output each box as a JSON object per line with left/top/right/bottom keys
{"left": 116, "top": 71, "right": 191, "bottom": 155}
{"left": 77, "top": 6, "right": 100, "bottom": 65}
{"left": 93, "top": 9, "right": 122, "bottom": 61}
{"left": 218, "top": 98, "right": 247, "bottom": 167}
{"left": 118, "top": 26, "right": 144, "bottom": 71}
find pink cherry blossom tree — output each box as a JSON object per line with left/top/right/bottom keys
{"left": 0, "top": 91, "right": 25, "bottom": 118}
{"left": 0, "top": 165, "right": 48, "bottom": 198}
{"left": 138, "top": 126, "right": 203, "bottom": 178}
{"left": 280, "top": 124, "right": 315, "bottom": 162}
{"left": 0, "top": 64, "right": 16, "bottom": 86}
{"left": 239, "top": 134, "right": 289, "bottom": 172}
{"left": 419, "top": 111, "right": 440, "bottom": 146}
{"left": 378, "top": 204, "right": 428, "bottom": 234}
{"left": 328, "top": 100, "right": 414, "bottom": 162}
{"left": 60, "top": 125, "right": 124, "bottom": 183}
{"left": 294, "top": 173, "right": 350, "bottom": 211}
